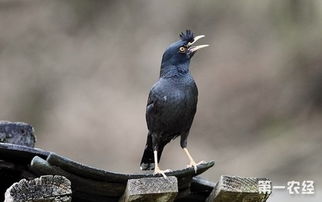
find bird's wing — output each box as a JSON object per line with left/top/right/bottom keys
{"left": 146, "top": 88, "right": 160, "bottom": 131}
{"left": 146, "top": 80, "right": 174, "bottom": 133}
{"left": 145, "top": 83, "right": 183, "bottom": 133}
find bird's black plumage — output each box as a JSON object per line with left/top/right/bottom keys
{"left": 140, "top": 30, "right": 206, "bottom": 171}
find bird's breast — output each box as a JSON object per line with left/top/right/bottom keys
{"left": 157, "top": 77, "right": 197, "bottom": 104}
{"left": 146, "top": 77, "right": 198, "bottom": 134}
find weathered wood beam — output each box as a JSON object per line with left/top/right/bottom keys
{"left": 206, "top": 175, "right": 271, "bottom": 202}
{"left": 119, "top": 176, "right": 178, "bottom": 202}
{"left": 0, "top": 121, "right": 36, "bottom": 147}
{"left": 4, "top": 175, "right": 72, "bottom": 202}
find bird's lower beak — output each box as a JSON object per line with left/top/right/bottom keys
{"left": 187, "top": 35, "right": 209, "bottom": 54}
{"left": 188, "top": 44, "right": 209, "bottom": 52}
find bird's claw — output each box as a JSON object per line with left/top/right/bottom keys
{"left": 187, "top": 161, "right": 205, "bottom": 173}
{"left": 154, "top": 167, "right": 169, "bottom": 179}
{"left": 187, "top": 161, "right": 198, "bottom": 173}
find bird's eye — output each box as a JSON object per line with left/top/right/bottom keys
{"left": 179, "top": 46, "right": 186, "bottom": 53}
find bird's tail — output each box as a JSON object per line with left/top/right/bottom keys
{"left": 140, "top": 133, "right": 164, "bottom": 170}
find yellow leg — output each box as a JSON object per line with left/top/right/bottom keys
{"left": 183, "top": 148, "right": 198, "bottom": 173}
{"left": 153, "top": 150, "right": 168, "bottom": 179}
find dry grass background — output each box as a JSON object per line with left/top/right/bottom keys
{"left": 0, "top": 1, "right": 322, "bottom": 201}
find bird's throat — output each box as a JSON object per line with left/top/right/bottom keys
{"left": 160, "top": 64, "right": 189, "bottom": 78}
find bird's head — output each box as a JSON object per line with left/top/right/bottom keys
{"left": 161, "top": 30, "right": 209, "bottom": 67}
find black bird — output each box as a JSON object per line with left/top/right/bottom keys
{"left": 140, "top": 30, "right": 208, "bottom": 177}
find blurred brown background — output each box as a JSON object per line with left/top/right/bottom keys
{"left": 0, "top": 0, "right": 321, "bottom": 201}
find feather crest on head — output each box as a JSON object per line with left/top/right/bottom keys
{"left": 179, "top": 30, "right": 194, "bottom": 43}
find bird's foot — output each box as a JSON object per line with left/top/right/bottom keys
{"left": 187, "top": 160, "right": 198, "bottom": 173}
{"left": 187, "top": 160, "right": 206, "bottom": 173}
{"left": 154, "top": 167, "right": 170, "bottom": 179}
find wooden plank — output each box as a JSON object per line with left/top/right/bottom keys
{"left": 206, "top": 175, "right": 271, "bottom": 202}
{"left": 4, "top": 175, "right": 72, "bottom": 202}
{"left": 0, "top": 121, "right": 35, "bottom": 147}
{"left": 119, "top": 177, "right": 178, "bottom": 202}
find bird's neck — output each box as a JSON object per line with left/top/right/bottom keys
{"left": 160, "top": 63, "right": 190, "bottom": 78}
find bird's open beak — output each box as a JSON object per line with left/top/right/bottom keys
{"left": 187, "top": 35, "right": 209, "bottom": 53}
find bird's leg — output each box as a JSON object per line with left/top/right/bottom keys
{"left": 153, "top": 150, "right": 168, "bottom": 179}
{"left": 183, "top": 148, "right": 198, "bottom": 173}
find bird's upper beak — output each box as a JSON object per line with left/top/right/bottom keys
{"left": 187, "top": 35, "right": 209, "bottom": 53}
